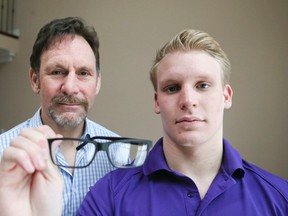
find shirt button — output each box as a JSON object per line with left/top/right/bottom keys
{"left": 187, "top": 192, "right": 194, "bottom": 198}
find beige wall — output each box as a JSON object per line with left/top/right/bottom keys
{"left": 0, "top": 0, "right": 287, "bottom": 179}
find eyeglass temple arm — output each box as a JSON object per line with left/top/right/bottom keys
{"left": 88, "top": 136, "right": 137, "bottom": 141}
{"left": 89, "top": 136, "right": 152, "bottom": 145}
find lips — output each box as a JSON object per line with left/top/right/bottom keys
{"left": 175, "top": 116, "right": 204, "bottom": 124}
{"left": 59, "top": 103, "right": 81, "bottom": 106}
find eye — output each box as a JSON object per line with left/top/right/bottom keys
{"left": 51, "top": 70, "right": 64, "bottom": 75}
{"left": 163, "top": 85, "right": 180, "bottom": 94}
{"left": 80, "top": 71, "right": 89, "bottom": 76}
{"left": 196, "top": 83, "right": 210, "bottom": 89}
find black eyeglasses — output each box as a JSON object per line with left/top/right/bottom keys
{"left": 47, "top": 136, "right": 152, "bottom": 169}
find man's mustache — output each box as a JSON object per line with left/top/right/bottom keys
{"left": 51, "top": 95, "right": 88, "bottom": 109}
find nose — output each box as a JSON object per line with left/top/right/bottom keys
{"left": 60, "top": 72, "right": 79, "bottom": 95}
{"left": 179, "top": 86, "right": 197, "bottom": 110}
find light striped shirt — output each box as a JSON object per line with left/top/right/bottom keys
{"left": 0, "top": 109, "right": 118, "bottom": 216}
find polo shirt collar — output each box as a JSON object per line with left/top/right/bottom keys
{"left": 143, "top": 137, "right": 170, "bottom": 175}
{"left": 222, "top": 139, "right": 245, "bottom": 178}
{"left": 143, "top": 138, "right": 245, "bottom": 179}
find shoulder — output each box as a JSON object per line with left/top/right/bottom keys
{"left": 0, "top": 110, "right": 41, "bottom": 140}
{"left": 0, "top": 121, "right": 31, "bottom": 157}
{"left": 0, "top": 120, "right": 32, "bottom": 141}
{"left": 85, "top": 118, "right": 119, "bottom": 137}
{"left": 243, "top": 160, "right": 288, "bottom": 200}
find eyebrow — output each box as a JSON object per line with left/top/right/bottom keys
{"left": 44, "top": 63, "right": 94, "bottom": 72}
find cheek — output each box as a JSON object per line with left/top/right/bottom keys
{"left": 87, "top": 94, "right": 96, "bottom": 107}
{"left": 83, "top": 85, "right": 98, "bottom": 103}
{"left": 38, "top": 80, "right": 62, "bottom": 107}
{"left": 205, "top": 95, "right": 224, "bottom": 114}
{"left": 211, "top": 98, "right": 225, "bottom": 123}
{"left": 158, "top": 100, "right": 176, "bottom": 126}
{"left": 40, "top": 90, "right": 55, "bottom": 107}
{"left": 39, "top": 83, "right": 53, "bottom": 99}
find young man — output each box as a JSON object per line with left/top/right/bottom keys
{"left": 77, "top": 29, "right": 288, "bottom": 215}
{"left": 0, "top": 17, "right": 119, "bottom": 216}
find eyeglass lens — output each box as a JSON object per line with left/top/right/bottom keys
{"left": 108, "top": 142, "right": 148, "bottom": 168}
{"left": 50, "top": 139, "right": 96, "bottom": 168}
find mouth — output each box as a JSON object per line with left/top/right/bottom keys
{"left": 175, "top": 116, "right": 204, "bottom": 124}
{"left": 57, "top": 102, "right": 85, "bottom": 110}
{"left": 58, "top": 103, "right": 81, "bottom": 106}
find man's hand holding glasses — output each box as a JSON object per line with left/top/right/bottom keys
{"left": 0, "top": 125, "right": 152, "bottom": 216}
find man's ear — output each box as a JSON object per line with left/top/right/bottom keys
{"left": 224, "top": 84, "right": 233, "bottom": 109}
{"left": 29, "top": 68, "right": 40, "bottom": 94}
{"left": 154, "top": 93, "right": 160, "bottom": 114}
{"left": 95, "top": 73, "right": 101, "bottom": 96}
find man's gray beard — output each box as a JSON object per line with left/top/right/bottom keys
{"left": 49, "top": 109, "right": 86, "bottom": 128}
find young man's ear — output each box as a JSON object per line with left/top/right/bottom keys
{"left": 224, "top": 84, "right": 233, "bottom": 109}
{"left": 29, "top": 68, "right": 40, "bottom": 94}
{"left": 154, "top": 93, "right": 160, "bottom": 114}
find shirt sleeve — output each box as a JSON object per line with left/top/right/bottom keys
{"left": 77, "top": 173, "right": 114, "bottom": 216}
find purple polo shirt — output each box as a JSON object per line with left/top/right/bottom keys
{"left": 77, "top": 138, "right": 288, "bottom": 216}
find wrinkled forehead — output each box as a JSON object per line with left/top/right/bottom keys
{"left": 39, "top": 35, "right": 97, "bottom": 72}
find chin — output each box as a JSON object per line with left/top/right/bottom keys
{"left": 52, "top": 112, "right": 86, "bottom": 127}
{"left": 175, "top": 134, "right": 206, "bottom": 146}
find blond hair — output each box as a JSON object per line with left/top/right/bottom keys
{"left": 149, "top": 29, "right": 231, "bottom": 90}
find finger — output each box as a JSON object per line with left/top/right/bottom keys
{"left": 11, "top": 126, "right": 61, "bottom": 170}
{"left": 6, "top": 126, "right": 63, "bottom": 173}
{"left": 35, "top": 125, "right": 59, "bottom": 139}
{"left": 19, "top": 126, "right": 55, "bottom": 152}
{"left": 9, "top": 135, "right": 48, "bottom": 171}
{"left": 45, "top": 158, "right": 64, "bottom": 183}
{"left": 0, "top": 146, "right": 35, "bottom": 174}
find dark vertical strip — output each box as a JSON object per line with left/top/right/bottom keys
{"left": 11, "top": 0, "right": 14, "bottom": 33}
{"left": 6, "top": 0, "right": 9, "bottom": 32}
{"left": 0, "top": 0, "right": 4, "bottom": 31}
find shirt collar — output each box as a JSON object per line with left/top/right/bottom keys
{"left": 222, "top": 139, "right": 245, "bottom": 179}
{"left": 30, "top": 108, "right": 44, "bottom": 128}
{"left": 143, "top": 137, "right": 170, "bottom": 175}
{"left": 143, "top": 138, "right": 245, "bottom": 179}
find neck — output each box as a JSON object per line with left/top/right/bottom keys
{"left": 163, "top": 138, "right": 223, "bottom": 198}
{"left": 53, "top": 123, "right": 84, "bottom": 138}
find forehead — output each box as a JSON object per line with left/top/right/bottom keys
{"left": 156, "top": 50, "right": 223, "bottom": 83}
{"left": 40, "top": 35, "right": 96, "bottom": 68}
{"left": 47, "top": 35, "right": 88, "bottom": 50}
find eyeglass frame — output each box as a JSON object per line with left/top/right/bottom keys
{"left": 47, "top": 136, "right": 153, "bottom": 169}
